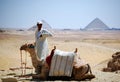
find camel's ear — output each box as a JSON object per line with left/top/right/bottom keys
{"left": 54, "top": 46, "right": 56, "bottom": 50}
{"left": 74, "top": 48, "right": 78, "bottom": 53}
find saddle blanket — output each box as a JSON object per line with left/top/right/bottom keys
{"left": 49, "top": 49, "right": 76, "bottom": 76}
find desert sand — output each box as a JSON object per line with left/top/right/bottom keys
{"left": 0, "top": 30, "right": 120, "bottom": 82}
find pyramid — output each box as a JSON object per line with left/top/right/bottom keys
{"left": 28, "top": 20, "right": 52, "bottom": 31}
{"left": 84, "top": 18, "right": 109, "bottom": 30}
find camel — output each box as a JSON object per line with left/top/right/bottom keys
{"left": 20, "top": 43, "right": 95, "bottom": 81}
{"left": 103, "top": 52, "right": 120, "bottom": 72}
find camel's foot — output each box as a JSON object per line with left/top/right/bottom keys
{"left": 32, "top": 74, "right": 47, "bottom": 81}
{"left": 74, "top": 74, "right": 95, "bottom": 81}
{"left": 82, "top": 74, "right": 95, "bottom": 80}
{"left": 47, "top": 76, "right": 71, "bottom": 81}
{"left": 32, "top": 74, "right": 39, "bottom": 79}
{"left": 103, "top": 68, "right": 112, "bottom": 72}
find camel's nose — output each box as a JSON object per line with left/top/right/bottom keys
{"left": 20, "top": 46, "right": 23, "bottom": 50}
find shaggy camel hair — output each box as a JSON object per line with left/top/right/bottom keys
{"left": 103, "top": 52, "right": 120, "bottom": 72}
{"left": 20, "top": 43, "right": 95, "bottom": 81}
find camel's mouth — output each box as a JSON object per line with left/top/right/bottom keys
{"left": 20, "top": 46, "right": 26, "bottom": 51}
{"left": 20, "top": 45, "right": 27, "bottom": 51}
{"left": 20, "top": 47, "right": 22, "bottom": 50}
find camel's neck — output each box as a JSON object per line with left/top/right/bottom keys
{"left": 27, "top": 49, "right": 40, "bottom": 68}
{"left": 28, "top": 49, "right": 39, "bottom": 60}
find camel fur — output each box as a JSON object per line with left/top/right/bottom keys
{"left": 103, "top": 52, "right": 120, "bottom": 72}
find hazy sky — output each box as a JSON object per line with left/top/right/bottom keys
{"left": 0, "top": 0, "right": 120, "bottom": 29}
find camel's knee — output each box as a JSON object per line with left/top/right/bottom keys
{"left": 86, "top": 64, "right": 92, "bottom": 74}
{"left": 35, "top": 64, "right": 43, "bottom": 74}
{"left": 73, "top": 65, "right": 87, "bottom": 78}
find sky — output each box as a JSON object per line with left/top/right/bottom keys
{"left": 0, "top": 0, "right": 120, "bottom": 29}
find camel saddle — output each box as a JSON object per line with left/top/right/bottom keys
{"left": 49, "top": 49, "right": 76, "bottom": 77}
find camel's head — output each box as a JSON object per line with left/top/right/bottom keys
{"left": 112, "top": 52, "right": 120, "bottom": 59}
{"left": 20, "top": 43, "right": 35, "bottom": 51}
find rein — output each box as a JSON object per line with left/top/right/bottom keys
{"left": 20, "top": 50, "right": 23, "bottom": 75}
{"left": 20, "top": 50, "right": 27, "bottom": 75}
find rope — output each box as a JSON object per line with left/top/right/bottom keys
{"left": 20, "top": 50, "right": 23, "bottom": 75}
{"left": 20, "top": 47, "right": 33, "bottom": 75}
{"left": 24, "top": 51, "right": 27, "bottom": 75}
{"left": 20, "top": 50, "right": 28, "bottom": 75}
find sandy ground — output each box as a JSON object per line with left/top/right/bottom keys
{"left": 0, "top": 30, "right": 120, "bottom": 82}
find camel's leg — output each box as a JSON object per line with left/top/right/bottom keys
{"left": 35, "top": 66, "right": 42, "bottom": 74}
{"left": 73, "top": 64, "right": 95, "bottom": 80}
{"left": 73, "top": 65, "right": 88, "bottom": 80}
{"left": 78, "top": 73, "right": 95, "bottom": 81}
{"left": 86, "top": 64, "right": 92, "bottom": 74}
{"left": 103, "top": 67, "right": 112, "bottom": 72}
{"left": 32, "top": 62, "right": 49, "bottom": 80}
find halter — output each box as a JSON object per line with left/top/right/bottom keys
{"left": 28, "top": 44, "right": 35, "bottom": 49}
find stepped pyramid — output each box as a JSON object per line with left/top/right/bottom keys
{"left": 84, "top": 18, "right": 109, "bottom": 30}
{"left": 28, "top": 20, "right": 52, "bottom": 31}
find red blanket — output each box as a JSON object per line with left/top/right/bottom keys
{"left": 46, "top": 49, "right": 55, "bottom": 67}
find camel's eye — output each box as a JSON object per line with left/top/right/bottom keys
{"left": 29, "top": 44, "right": 35, "bottom": 48}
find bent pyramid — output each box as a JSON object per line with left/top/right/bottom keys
{"left": 28, "top": 20, "right": 52, "bottom": 31}
{"left": 84, "top": 18, "right": 109, "bottom": 30}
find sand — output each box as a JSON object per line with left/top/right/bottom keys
{"left": 0, "top": 30, "right": 120, "bottom": 82}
